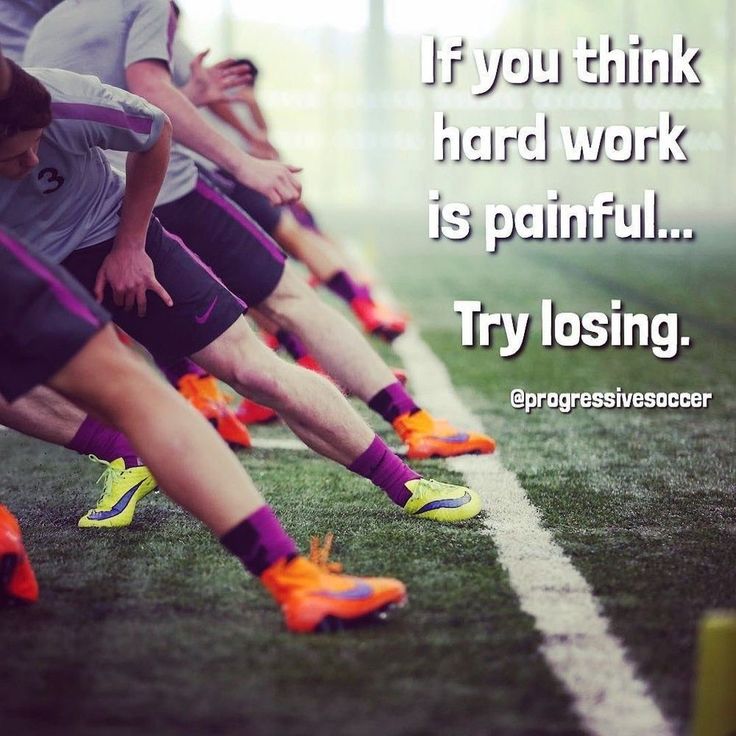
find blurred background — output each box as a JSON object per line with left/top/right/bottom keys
{"left": 177, "top": 0, "right": 734, "bottom": 220}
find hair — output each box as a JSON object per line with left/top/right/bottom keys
{"left": 235, "top": 58, "right": 259, "bottom": 80}
{"left": 0, "top": 60, "right": 52, "bottom": 140}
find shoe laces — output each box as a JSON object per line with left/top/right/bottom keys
{"left": 88, "top": 455, "right": 125, "bottom": 507}
{"left": 309, "top": 533, "right": 343, "bottom": 573}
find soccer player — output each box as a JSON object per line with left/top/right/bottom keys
{"left": 169, "top": 33, "right": 407, "bottom": 343}
{"left": 168, "top": 27, "right": 405, "bottom": 342}
{"left": 0, "top": 60, "right": 482, "bottom": 527}
{"left": 0, "top": 34, "right": 404, "bottom": 631}
{"left": 24, "top": 0, "right": 496, "bottom": 463}
{"left": 0, "top": 226, "right": 406, "bottom": 632}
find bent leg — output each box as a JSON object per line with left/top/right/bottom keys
{"left": 48, "top": 325, "right": 263, "bottom": 535}
{"left": 0, "top": 386, "right": 84, "bottom": 446}
{"left": 191, "top": 316, "right": 374, "bottom": 465}
{"left": 258, "top": 264, "right": 396, "bottom": 401}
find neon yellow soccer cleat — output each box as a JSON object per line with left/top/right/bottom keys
{"left": 402, "top": 478, "right": 482, "bottom": 523}
{"left": 78, "top": 456, "right": 158, "bottom": 528}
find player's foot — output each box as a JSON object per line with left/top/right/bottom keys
{"left": 0, "top": 505, "right": 39, "bottom": 604}
{"left": 178, "top": 373, "right": 251, "bottom": 449}
{"left": 350, "top": 297, "right": 408, "bottom": 342}
{"left": 236, "top": 398, "right": 278, "bottom": 425}
{"left": 260, "top": 555, "right": 407, "bottom": 634}
{"left": 402, "top": 478, "right": 482, "bottom": 522}
{"left": 78, "top": 457, "right": 158, "bottom": 528}
{"left": 296, "top": 354, "right": 328, "bottom": 376}
{"left": 261, "top": 331, "right": 281, "bottom": 352}
{"left": 392, "top": 409, "right": 496, "bottom": 459}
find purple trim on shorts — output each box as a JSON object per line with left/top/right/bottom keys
{"left": 194, "top": 178, "right": 286, "bottom": 263}
{"left": 51, "top": 102, "right": 153, "bottom": 135}
{"left": 0, "top": 230, "right": 101, "bottom": 328}
{"left": 161, "top": 226, "right": 247, "bottom": 312}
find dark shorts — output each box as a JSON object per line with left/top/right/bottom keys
{"left": 62, "top": 217, "right": 245, "bottom": 365}
{"left": 0, "top": 229, "right": 110, "bottom": 402}
{"left": 198, "top": 167, "right": 283, "bottom": 236}
{"left": 289, "top": 201, "right": 320, "bottom": 233}
{"left": 154, "top": 177, "right": 286, "bottom": 307}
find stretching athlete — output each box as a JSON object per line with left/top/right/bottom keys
{"left": 0, "top": 61, "right": 482, "bottom": 529}
{"left": 25, "top": 0, "right": 495, "bottom": 466}
{"left": 0, "top": 48, "right": 404, "bottom": 633}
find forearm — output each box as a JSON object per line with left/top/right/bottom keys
{"left": 117, "top": 119, "right": 172, "bottom": 247}
{"left": 244, "top": 96, "right": 269, "bottom": 134}
{"left": 130, "top": 71, "right": 249, "bottom": 174}
{"left": 208, "top": 99, "right": 259, "bottom": 143}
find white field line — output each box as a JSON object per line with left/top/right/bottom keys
{"left": 392, "top": 325, "right": 674, "bottom": 736}
{"left": 351, "top": 238, "right": 676, "bottom": 736}
{"left": 249, "top": 436, "right": 310, "bottom": 452}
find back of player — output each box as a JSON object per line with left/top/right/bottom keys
{"left": 25, "top": 0, "right": 198, "bottom": 206}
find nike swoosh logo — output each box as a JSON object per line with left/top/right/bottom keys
{"left": 86, "top": 481, "right": 145, "bottom": 521}
{"left": 313, "top": 581, "right": 374, "bottom": 601}
{"left": 195, "top": 296, "right": 218, "bottom": 325}
{"left": 429, "top": 433, "right": 470, "bottom": 444}
{"left": 414, "top": 491, "right": 473, "bottom": 515}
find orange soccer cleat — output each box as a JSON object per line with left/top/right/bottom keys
{"left": 350, "top": 297, "right": 408, "bottom": 342}
{"left": 260, "top": 553, "right": 407, "bottom": 634}
{"left": 296, "top": 354, "right": 328, "bottom": 376}
{"left": 392, "top": 409, "right": 496, "bottom": 460}
{"left": 235, "top": 398, "right": 278, "bottom": 425}
{"left": 0, "top": 505, "right": 39, "bottom": 605}
{"left": 177, "top": 373, "right": 252, "bottom": 449}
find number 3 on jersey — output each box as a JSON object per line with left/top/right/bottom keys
{"left": 38, "top": 167, "right": 65, "bottom": 194}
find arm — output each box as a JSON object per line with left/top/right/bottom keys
{"left": 242, "top": 95, "right": 269, "bottom": 137}
{"left": 208, "top": 98, "right": 278, "bottom": 160}
{"left": 93, "top": 117, "right": 174, "bottom": 316}
{"left": 126, "top": 59, "right": 300, "bottom": 204}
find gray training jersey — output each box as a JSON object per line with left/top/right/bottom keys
{"left": 0, "top": 0, "right": 60, "bottom": 61}
{"left": 0, "top": 67, "right": 166, "bottom": 262}
{"left": 25, "top": 0, "right": 198, "bottom": 205}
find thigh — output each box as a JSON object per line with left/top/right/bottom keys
{"left": 0, "top": 231, "right": 109, "bottom": 402}
{"left": 155, "top": 179, "right": 286, "bottom": 307}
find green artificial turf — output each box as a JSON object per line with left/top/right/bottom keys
{"left": 1, "top": 217, "right": 733, "bottom": 736}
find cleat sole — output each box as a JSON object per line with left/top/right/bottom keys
{"left": 313, "top": 596, "right": 408, "bottom": 634}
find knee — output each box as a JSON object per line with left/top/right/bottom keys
{"left": 229, "top": 352, "right": 291, "bottom": 406}
{"left": 261, "top": 267, "right": 316, "bottom": 323}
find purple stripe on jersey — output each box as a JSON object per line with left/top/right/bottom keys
{"left": 0, "top": 230, "right": 101, "bottom": 328}
{"left": 161, "top": 226, "right": 247, "bottom": 312}
{"left": 194, "top": 178, "right": 286, "bottom": 262}
{"left": 167, "top": 6, "right": 177, "bottom": 61}
{"left": 51, "top": 102, "right": 153, "bottom": 135}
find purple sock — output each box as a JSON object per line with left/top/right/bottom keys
{"left": 66, "top": 416, "right": 140, "bottom": 469}
{"left": 348, "top": 435, "right": 420, "bottom": 507}
{"left": 325, "top": 270, "right": 371, "bottom": 304}
{"left": 368, "top": 382, "right": 420, "bottom": 424}
{"left": 275, "top": 329, "right": 310, "bottom": 361}
{"left": 157, "top": 357, "right": 207, "bottom": 387}
{"left": 220, "top": 506, "right": 299, "bottom": 577}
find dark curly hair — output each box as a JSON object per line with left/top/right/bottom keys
{"left": 0, "top": 60, "right": 52, "bottom": 140}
